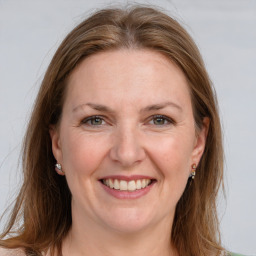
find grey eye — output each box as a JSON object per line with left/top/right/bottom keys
{"left": 90, "top": 117, "right": 103, "bottom": 125}
{"left": 82, "top": 116, "right": 105, "bottom": 126}
{"left": 149, "top": 115, "right": 173, "bottom": 126}
{"left": 153, "top": 117, "right": 167, "bottom": 125}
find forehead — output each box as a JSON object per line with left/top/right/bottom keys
{"left": 64, "top": 49, "right": 191, "bottom": 111}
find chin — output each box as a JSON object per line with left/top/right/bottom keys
{"left": 98, "top": 207, "right": 160, "bottom": 234}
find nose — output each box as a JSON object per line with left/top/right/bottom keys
{"left": 109, "top": 125, "right": 146, "bottom": 167}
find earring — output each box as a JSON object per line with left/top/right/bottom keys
{"left": 55, "top": 163, "right": 64, "bottom": 174}
{"left": 189, "top": 163, "right": 196, "bottom": 179}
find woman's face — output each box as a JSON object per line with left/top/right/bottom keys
{"left": 51, "top": 49, "right": 208, "bottom": 234}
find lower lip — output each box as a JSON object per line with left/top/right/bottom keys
{"left": 100, "top": 182, "right": 155, "bottom": 199}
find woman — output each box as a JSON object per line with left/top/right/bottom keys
{"left": 0, "top": 5, "right": 243, "bottom": 256}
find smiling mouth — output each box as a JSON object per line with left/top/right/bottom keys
{"left": 100, "top": 178, "right": 156, "bottom": 191}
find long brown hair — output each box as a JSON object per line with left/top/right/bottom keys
{"left": 0, "top": 5, "right": 224, "bottom": 256}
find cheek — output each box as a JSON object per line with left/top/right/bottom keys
{"left": 60, "top": 130, "right": 109, "bottom": 175}
{"left": 144, "top": 132, "right": 194, "bottom": 215}
{"left": 146, "top": 131, "right": 195, "bottom": 178}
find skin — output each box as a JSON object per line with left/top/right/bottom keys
{"left": 50, "top": 49, "right": 209, "bottom": 256}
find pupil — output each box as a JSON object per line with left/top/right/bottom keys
{"left": 93, "top": 118, "right": 101, "bottom": 125}
{"left": 154, "top": 118, "right": 164, "bottom": 125}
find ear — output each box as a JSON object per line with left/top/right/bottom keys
{"left": 191, "top": 117, "right": 210, "bottom": 165}
{"left": 49, "top": 125, "right": 63, "bottom": 173}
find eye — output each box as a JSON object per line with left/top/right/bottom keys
{"left": 148, "top": 115, "right": 174, "bottom": 126}
{"left": 81, "top": 116, "right": 106, "bottom": 126}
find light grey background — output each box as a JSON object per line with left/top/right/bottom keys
{"left": 0, "top": 0, "right": 255, "bottom": 255}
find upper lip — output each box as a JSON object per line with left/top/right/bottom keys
{"left": 99, "top": 175, "right": 156, "bottom": 181}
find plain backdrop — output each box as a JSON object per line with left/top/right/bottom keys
{"left": 0, "top": 0, "right": 255, "bottom": 255}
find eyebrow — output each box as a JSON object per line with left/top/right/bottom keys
{"left": 72, "top": 103, "right": 115, "bottom": 113}
{"left": 72, "top": 101, "right": 182, "bottom": 113}
{"left": 141, "top": 101, "right": 182, "bottom": 113}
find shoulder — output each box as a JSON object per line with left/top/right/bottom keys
{"left": 0, "top": 247, "right": 25, "bottom": 256}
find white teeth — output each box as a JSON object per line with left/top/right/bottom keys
{"left": 119, "top": 180, "right": 128, "bottom": 190}
{"left": 109, "top": 179, "right": 114, "bottom": 189}
{"left": 103, "top": 178, "right": 152, "bottom": 191}
{"left": 136, "top": 180, "right": 142, "bottom": 189}
{"left": 141, "top": 179, "right": 146, "bottom": 188}
{"left": 128, "top": 180, "right": 136, "bottom": 191}
{"left": 114, "top": 179, "right": 119, "bottom": 190}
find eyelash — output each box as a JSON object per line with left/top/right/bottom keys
{"left": 80, "top": 114, "right": 175, "bottom": 127}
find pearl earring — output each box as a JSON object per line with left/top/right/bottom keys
{"left": 55, "top": 163, "right": 64, "bottom": 174}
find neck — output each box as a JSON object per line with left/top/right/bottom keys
{"left": 62, "top": 209, "right": 178, "bottom": 256}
